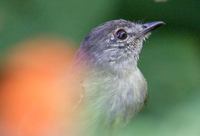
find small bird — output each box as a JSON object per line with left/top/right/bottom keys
{"left": 75, "top": 19, "right": 164, "bottom": 128}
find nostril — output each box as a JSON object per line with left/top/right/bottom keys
{"left": 142, "top": 25, "right": 148, "bottom": 29}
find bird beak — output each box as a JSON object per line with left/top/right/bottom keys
{"left": 137, "top": 21, "right": 165, "bottom": 38}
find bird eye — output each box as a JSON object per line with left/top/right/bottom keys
{"left": 115, "top": 29, "right": 128, "bottom": 40}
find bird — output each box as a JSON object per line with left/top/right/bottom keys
{"left": 75, "top": 19, "right": 165, "bottom": 129}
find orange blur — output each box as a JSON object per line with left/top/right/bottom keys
{"left": 0, "top": 38, "right": 82, "bottom": 136}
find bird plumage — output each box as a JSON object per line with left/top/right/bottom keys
{"left": 75, "top": 19, "right": 164, "bottom": 134}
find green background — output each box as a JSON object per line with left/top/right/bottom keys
{"left": 0, "top": 0, "right": 200, "bottom": 135}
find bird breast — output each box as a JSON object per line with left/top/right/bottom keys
{"left": 82, "top": 67, "right": 147, "bottom": 126}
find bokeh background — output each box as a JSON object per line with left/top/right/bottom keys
{"left": 0, "top": 0, "right": 200, "bottom": 136}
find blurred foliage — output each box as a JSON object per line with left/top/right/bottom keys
{"left": 0, "top": 0, "right": 119, "bottom": 53}
{"left": 116, "top": 0, "right": 200, "bottom": 32}
{"left": 0, "top": 0, "right": 200, "bottom": 136}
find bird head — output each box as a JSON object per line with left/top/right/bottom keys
{"left": 78, "top": 19, "right": 164, "bottom": 73}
